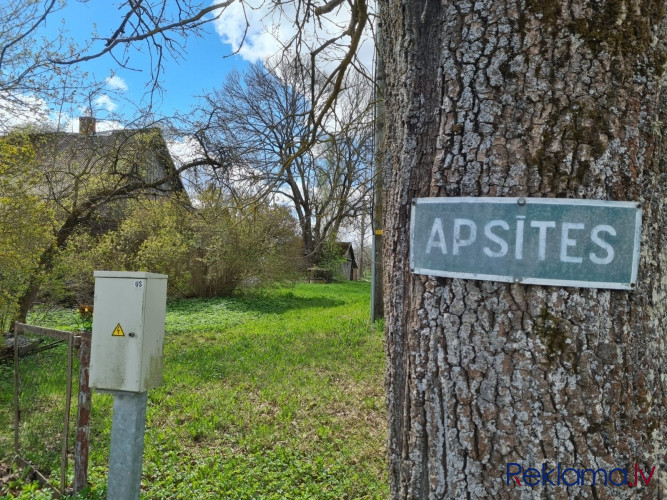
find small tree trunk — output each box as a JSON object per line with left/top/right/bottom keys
{"left": 380, "top": 0, "right": 667, "bottom": 497}
{"left": 15, "top": 213, "right": 81, "bottom": 326}
{"left": 15, "top": 244, "right": 56, "bottom": 325}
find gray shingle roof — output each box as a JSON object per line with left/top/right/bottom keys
{"left": 30, "top": 128, "right": 185, "bottom": 195}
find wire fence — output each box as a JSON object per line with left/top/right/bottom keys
{"left": 8, "top": 323, "right": 91, "bottom": 497}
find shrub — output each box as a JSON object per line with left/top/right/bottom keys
{"left": 189, "top": 190, "right": 303, "bottom": 297}
{"left": 0, "top": 132, "right": 54, "bottom": 331}
{"left": 48, "top": 193, "right": 302, "bottom": 301}
{"left": 318, "top": 238, "right": 349, "bottom": 280}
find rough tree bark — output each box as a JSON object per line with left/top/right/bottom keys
{"left": 379, "top": 0, "right": 666, "bottom": 498}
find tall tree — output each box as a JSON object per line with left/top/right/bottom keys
{"left": 190, "top": 61, "right": 374, "bottom": 265}
{"left": 379, "top": 0, "right": 666, "bottom": 498}
{"left": 0, "top": 132, "right": 54, "bottom": 331}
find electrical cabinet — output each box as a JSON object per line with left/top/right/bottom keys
{"left": 90, "top": 271, "right": 168, "bottom": 393}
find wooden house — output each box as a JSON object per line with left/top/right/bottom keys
{"left": 29, "top": 116, "right": 186, "bottom": 230}
{"left": 335, "top": 242, "right": 358, "bottom": 281}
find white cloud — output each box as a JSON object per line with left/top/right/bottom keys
{"left": 167, "top": 135, "right": 203, "bottom": 166}
{"left": 212, "top": 1, "right": 375, "bottom": 72}
{"left": 0, "top": 94, "right": 51, "bottom": 132}
{"left": 89, "top": 119, "right": 124, "bottom": 133}
{"left": 94, "top": 94, "right": 118, "bottom": 113}
{"left": 212, "top": 1, "right": 278, "bottom": 63}
{"left": 105, "top": 75, "right": 129, "bottom": 92}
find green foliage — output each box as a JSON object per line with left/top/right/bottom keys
{"left": 42, "top": 231, "right": 116, "bottom": 305}
{"left": 317, "top": 238, "right": 348, "bottom": 279}
{"left": 0, "top": 484, "right": 57, "bottom": 500}
{"left": 48, "top": 193, "right": 302, "bottom": 302}
{"left": 104, "top": 196, "right": 196, "bottom": 298}
{"left": 190, "top": 189, "right": 303, "bottom": 297}
{"left": 46, "top": 197, "right": 197, "bottom": 302}
{"left": 0, "top": 132, "right": 55, "bottom": 331}
{"left": 2, "top": 282, "right": 388, "bottom": 498}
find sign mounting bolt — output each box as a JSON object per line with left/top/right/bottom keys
{"left": 517, "top": 198, "right": 526, "bottom": 206}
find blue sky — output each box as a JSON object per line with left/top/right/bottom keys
{"left": 4, "top": 0, "right": 374, "bottom": 138}
{"left": 40, "top": 1, "right": 251, "bottom": 125}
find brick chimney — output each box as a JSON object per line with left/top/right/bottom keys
{"left": 79, "top": 116, "right": 96, "bottom": 136}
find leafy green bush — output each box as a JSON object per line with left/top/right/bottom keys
{"left": 190, "top": 190, "right": 303, "bottom": 297}
{"left": 0, "top": 132, "right": 55, "bottom": 331}
{"left": 317, "top": 238, "right": 349, "bottom": 280}
{"left": 47, "top": 193, "right": 302, "bottom": 301}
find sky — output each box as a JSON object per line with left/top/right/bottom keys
{"left": 37, "top": 1, "right": 251, "bottom": 129}
{"left": 27, "top": 1, "right": 375, "bottom": 134}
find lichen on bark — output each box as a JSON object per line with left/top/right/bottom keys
{"left": 380, "top": 0, "right": 667, "bottom": 497}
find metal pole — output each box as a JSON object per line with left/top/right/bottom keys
{"left": 61, "top": 334, "right": 74, "bottom": 495}
{"left": 74, "top": 332, "right": 92, "bottom": 494}
{"left": 371, "top": 17, "right": 385, "bottom": 322}
{"left": 13, "top": 323, "right": 20, "bottom": 456}
{"left": 107, "top": 391, "right": 148, "bottom": 500}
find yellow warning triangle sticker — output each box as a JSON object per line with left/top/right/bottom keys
{"left": 112, "top": 323, "right": 125, "bottom": 337}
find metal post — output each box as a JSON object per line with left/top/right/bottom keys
{"left": 74, "top": 332, "right": 92, "bottom": 494}
{"left": 107, "top": 391, "right": 148, "bottom": 500}
{"left": 61, "top": 334, "right": 74, "bottom": 495}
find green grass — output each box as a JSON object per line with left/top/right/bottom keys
{"left": 1, "top": 281, "right": 388, "bottom": 499}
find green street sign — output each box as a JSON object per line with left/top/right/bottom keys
{"left": 410, "top": 197, "right": 642, "bottom": 290}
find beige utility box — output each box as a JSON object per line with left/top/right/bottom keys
{"left": 90, "top": 271, "right": 168, "bottom": 393}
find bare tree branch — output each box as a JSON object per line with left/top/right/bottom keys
{"left": 0, "top": 0, "right": 58, "bottom": 69}
{"left": 51, "top": 1, "right": 235, "bottom": 65}
{"left": 187, "top": 58, "right": 374, "bottom": 265}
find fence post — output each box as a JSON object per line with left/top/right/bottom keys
{"left": 13, "top": 323, "right": 20, "bottom": 456}
{"left": 74, "top": 332, "right": 92, "bottom": 494}
{"left": 60, "top": 335, "right": 74, "bottom": 494}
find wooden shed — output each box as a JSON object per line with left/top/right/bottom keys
{"left": 335, "top": 242, "right": 358, "bottom": 281}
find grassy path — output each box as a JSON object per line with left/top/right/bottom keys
{"left": 1, "top": 281, "right": 388, "bottom": 499}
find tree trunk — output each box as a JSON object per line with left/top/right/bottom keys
{"left": 15, "top": 213, "right": 82, "bottom": 325}
{"left": 379, "top": 0, "right": 667, "bottom": 498}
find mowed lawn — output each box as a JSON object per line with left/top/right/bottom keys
{"left": 1, "top": 281, "right": 388, "bottom": 499}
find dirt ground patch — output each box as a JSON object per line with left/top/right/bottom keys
{"left": 0, "top": 461, "right": 20, "bottom": 495}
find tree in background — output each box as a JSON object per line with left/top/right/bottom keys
{"left": 379, "top": 0, "right": 666, "bottom": 497}
{"left": 9, "top": 126, "right": 190, "bottom": 324}
{"left": 189, "top": 60, "right": 374, "bottom": 266}
{"left": 0, "top": 132, "right": 54, "bottom": 331}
